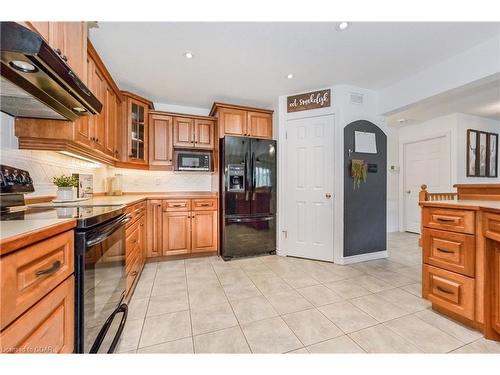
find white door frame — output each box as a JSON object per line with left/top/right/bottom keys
{"left": 278, "top": 99, "right": 338, "bottom": 262}
{"left": 398, "top": 130, "right": 454, "bottom": 232}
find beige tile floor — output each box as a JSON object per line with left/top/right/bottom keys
{"left": 116, "top": 232, "right": 500, "bottom": 354}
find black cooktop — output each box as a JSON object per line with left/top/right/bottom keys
{"left": 0, "top": 205, "right": 124, "bottom": 229}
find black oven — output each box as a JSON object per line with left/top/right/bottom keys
{"left": 75, "top": 212, "right": 130, "bottom": 353}
{"left": 175, "top": 151, "right": 212, "bottom": 171}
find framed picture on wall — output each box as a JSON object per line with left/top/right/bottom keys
{"left": 488, "top": 132, "right": 498, "bottom": 177}
{"left": 466, "top": 129, "right": 499, "bottom": 178}
{"left": 467, "top": 129, "right": 477, "bottom": 177}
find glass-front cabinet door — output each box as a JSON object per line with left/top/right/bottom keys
{"left": 125, "top": 94, "right": 150, "bottom": 165}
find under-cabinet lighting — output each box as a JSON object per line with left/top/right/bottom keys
{"left": 59, "top": 151, "right": 102, "bottom": 166}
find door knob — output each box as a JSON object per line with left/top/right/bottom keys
{"left": 406, "top": 190, "right": 411, "bottom": 194}
{"left": 325, "top": 193, "right": 332, "bottom": 199}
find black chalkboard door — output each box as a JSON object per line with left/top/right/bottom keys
{"left": 344, "top": 120, "right": 387, "bottom": 257}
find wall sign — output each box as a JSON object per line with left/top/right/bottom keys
{"left": 287, "top": 89, "right": 331, "bottom": 113}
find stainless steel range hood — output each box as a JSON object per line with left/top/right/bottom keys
{"left": 0, "top": 22, "right": 102, "bottom": 121}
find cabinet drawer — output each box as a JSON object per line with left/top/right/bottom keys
{"left": 423, "top": 264, "right": 475, "bottom": 320}
{"left": 422, "top": 207, "right": 475, "bottom": 234}
{"left": 484, "top": 213, "right": 500, "bottom": 241}
{"left": 125, "top": 201, "right": 146, "bottom": 227}
{"left": 192, "top": 198, "right": 218, "bottom": 211}
{"left": 422, "top": 228, "right": 475, "bottom": 277}
{"left": 0, "top": 276, "right": 74, "bottom": 354}
{"left": 163, "top": 199, "right": 191, "bottom": 212}
{"left": 0, "top": 231, "right": 74, "bottom": 330}
{"left": 126, "top": 219, "right": 140, "bottom": 255}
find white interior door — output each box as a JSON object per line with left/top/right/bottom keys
{"left": 285, "top": 114, "right": 334, "bottom": 261}
{"left": 403, "top": 135, "right": 450, "bottom": 233}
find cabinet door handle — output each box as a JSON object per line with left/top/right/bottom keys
{"left": 62, "top": 55, "right": 68, "bottom": 62}
{"left": 54, "top": 48, "right": 62, "bottom": 55}
{"left": 435, "top": 216, "right": 457, "bottom": 223}
{"left": 436, "top": 247, "right": 454, "bottom": 254}
{"left": 436, "top": 286, "right": 454, "bottom": 295}
{"left": 36, "top": 260, "right": 62, "bottom": 276}
{"left": 131, "top": 271, "right": 138, "bottom": 277}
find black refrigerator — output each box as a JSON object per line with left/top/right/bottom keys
{"left": 220, "top": 136, "right": 277, "bottom": 260}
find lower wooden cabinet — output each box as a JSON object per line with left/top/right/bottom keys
{"left": 423, "top": 264, "right": 475, "bottom": 321}
{"left": 125, "top": 201, "right": 146, "bottom": 298}
{"left": 143, "top": 197, "right": 218, "bottom": 258}
{"left": 146, "top": 200, "right": 163, "bottom": 258}
{"left": 0, "top": 276, "right": 74, "bottom": 354}
{"left": 192, "top": 211, "right": 218, "bottom": 253}
{"left": 162, "top": 212, "right": 192, "bottom": 256}
{"left": 493, "top": 242, "right": 500, "bottom": 335}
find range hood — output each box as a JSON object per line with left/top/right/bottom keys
{"left": 0, "top": 22, "right": 102, "bottom": 121}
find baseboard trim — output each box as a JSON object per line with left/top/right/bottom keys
{"left": 335, "top": 250, "right": 388, "bottom": 265}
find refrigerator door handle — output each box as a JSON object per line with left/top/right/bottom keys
{"left": 244, "top": 152, "right": 249, "bottom": 201}
{"left": 251, "top": 151, "right": 256, "bottom": 200}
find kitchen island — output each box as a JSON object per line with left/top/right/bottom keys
{"left": 420, "top": 184, "right": 500, "bottom": 342}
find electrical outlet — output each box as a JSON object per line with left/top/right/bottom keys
{"left": 155, "top": 178, "right": 161, "bottom": 186}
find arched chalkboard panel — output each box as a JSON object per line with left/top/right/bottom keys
{"left": 344, "top": 120, "right": 387, "bottom": 257}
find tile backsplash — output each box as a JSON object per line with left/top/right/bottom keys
{"left": 1, "top": 112, "right": 213, "bottom": 197}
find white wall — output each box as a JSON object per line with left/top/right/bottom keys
{"left": 153, "top": 102, "right": 209, "bottom": 116}
{"left": 0, "top": 113, "right": 107, "bottom": 197}
{"left": 380, "top": 36, "right": 500, "bottom": 115}
{"left": 277, "top": 84, "right": 396, "bottom": 264}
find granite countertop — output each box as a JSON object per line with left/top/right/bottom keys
{"left": 0, "top": 218, "right": 76, "bottom": 256}
{"left": 29, "top": 191, "right": 218, "bottom": 208}
{"left": 421, "top": 199, "right": 500, "bottom": 213}
{"left": 1, "top": 192, "right": 218, "bottom": 253}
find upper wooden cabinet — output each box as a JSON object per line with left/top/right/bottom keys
{"left": 15, "top": 40, "right": 122, "bottom": 165}
{"left": 149, "top": 113, "right": 173, "bottom": 168}
{"left": 173, "top": 117, "right": 195, "bottom": 148}
{"left": 121, "top": 92, "right": 154, "bottom": 166}
{"left": 210, "top": 103, "right": 273, "bottom": 139}
{"left": 172, "top": 115, "right": 216, "bottom": 150}
{"left": 24, "top": 22, "right": 88, "bottom": 84}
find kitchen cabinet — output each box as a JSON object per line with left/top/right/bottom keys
{"left": 0, "top": 229, "right": 75, "bottom": 353}
{"left": 484, "top": 213, "right": 500, "bottom": 341}
{"left": 161, "top": 198, "right": 218, "bottom": 256}
{"left": 149, "top": 113, "right": 173, "bottom": 168}
{"left": 146, "top": 200, "right": 163, "bottom": 258}
{"left": 15, "top": 39, "right": 122, "bottom": 165}
{"left": 24, "top": 21, "right": 87, "bottom": 84}
{"left": 192, "top": 210, "right": 218, "bottom": 253}
{"left": 173, "top": 117, "right": 195, "bottom": 148}
{"left": 173, "top": 116, "right": 215, "bottom": 150}
{"left": 210, "top": 102, "right": 273, "bottom": 139}
{"left": 125, "top": 201, "right": 146, "bottom": 299}
{"left": 122, "top": 92, "right": 154, "bottom": 165}
{"left": 163, "top": 212, "right": 192, "bottom": 256}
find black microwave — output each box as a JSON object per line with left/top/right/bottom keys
{"left": 174, "top": 151, "right": 212, "bottom": 171}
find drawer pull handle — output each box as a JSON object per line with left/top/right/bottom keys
{"left": 436, "top": 247, "right": 454, "bottom": 254}
{"left": 436, "top": 286, "right": 454, "bottom": 295}
{"left": 35, "top": 260, "right": 62, "bottom": 276}
{"left": 200, "top": 203, "right": 210, "bottom": 207}
{"left": 435, "top": 217, "right": 457, "bottom": 223}
{"left": 131, "top": 271, "right": 138, "bottom": 276}
{"left": 172, "top": 204, "right": 183, "bottom": 207}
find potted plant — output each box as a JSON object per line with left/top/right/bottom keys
{"left": 351, "top": 159, "right": 368, "bottom": 190}
{"left": 52, "top": 175, "right": 78, "bottom": 201}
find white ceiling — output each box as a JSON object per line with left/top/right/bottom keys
{"left": 387, "top": 74, "right": 500, "bottom": 126}
{"left": 89, "top": 22, "right": 500, "bottom": 109}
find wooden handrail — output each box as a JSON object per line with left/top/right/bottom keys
{"left": 419, "top": 184, "right": 457, "bottom": 202}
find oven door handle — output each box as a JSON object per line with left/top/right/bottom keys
{"left": 86, "top": 215, "right": 131, "bottom": 247}
{"left": 89, "top": 303, "right": 128, "bottom": 354}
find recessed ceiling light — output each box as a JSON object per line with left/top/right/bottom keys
{"left": 183, "top": 52, "right": 194, "bottom": 59}
{"left": 336, "top": 22, "right": 350, "bottom": 31}
{"left": 287, "top": 73, "right": 294, "bottom": 79}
